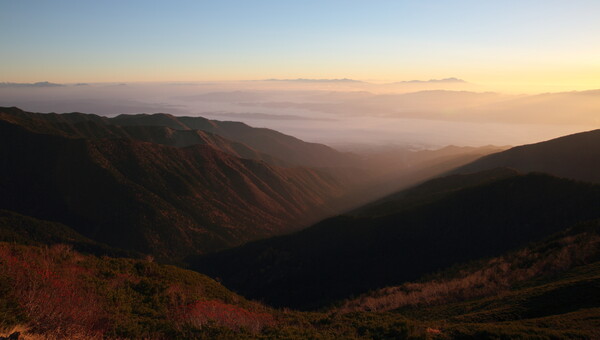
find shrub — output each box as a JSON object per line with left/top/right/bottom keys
{"left": 173, "top": 300, "right": 275, "bottom": 333}
{"left": 0, "top": 244, "right": 108, "bottom": 338}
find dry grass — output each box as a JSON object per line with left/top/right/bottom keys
{"left": 0, "top": 244, "right": 108, "bottom": 338}
{"left": 0, "top": 325, "right": 103, "bottom": 340}
{"left": 338, "top": 229, "right": 600, "bottom": 313}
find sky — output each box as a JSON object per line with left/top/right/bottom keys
{"left": 2, "top": 0, "right": 600, "bottom": 92}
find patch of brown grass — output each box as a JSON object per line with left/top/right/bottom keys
{"left": 338, "top": 229, "right": 600, "bottom": 313}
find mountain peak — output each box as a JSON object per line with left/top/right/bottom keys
{"left": 391, "top": 77, "right": 467, "bottom": 84}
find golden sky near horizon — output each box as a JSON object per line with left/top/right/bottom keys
{"left": 2, "top": 1, "right": 600, "bottom": 94}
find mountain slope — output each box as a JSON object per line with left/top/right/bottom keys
{"left": 339, "top": 219, "right": 600, "bottom": 313}
{"left": 110, "top": 112, "right": 359, "bottom": 167}
{"left": 192, "top": 171, "right": 600, "bottom": 309}
{"left": 2, "top": 222, "right": 598, "bottom": 339}
{"left": 0, "top": 119, "right": 346, "bottom": 260}
{"left": 347, "top": 145, "right": 508, "bottom": 204}
{"left": 0, "top": 106, "right": 285, "bottom": 166}
{"left": 352, "top": 167, "right": 519, "bottom": 217}
{"left": 0, "top": 241, "right": 276, "bottom": 339}
{"left": 454, "top": 129, "right": 600, "bottom": 182}
{"left": 0, "top": 107, "right": 512, "bottom": 210}
{"left": 400, "top": 259, "right": 600, "bottom": 339}
{"left": 0, "top": 210, "right": 135, "bottom": 258}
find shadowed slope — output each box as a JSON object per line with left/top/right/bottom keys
{"left": 111, "top": 112, "right": 359, "bottom": 167}
{"left": 455, "top": 129, "right": 600, "bottom": 183}
{"left": 0, "top": 119, "right": 345, "bottom": 260}
{"left": 0, "top": 107, "right": 285, "bottom": 166}
{"left": 339, "top": 220, "right": 600, "bottom": 313}
{"left": 352, "top": 167, "right": 519, "bottom": 217}
{"left": 192, "top": 172, "right": 600, "bottom": 309}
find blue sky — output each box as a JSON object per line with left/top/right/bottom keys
{"left": 2, "top": 0, "right": 600, "bottom": 90}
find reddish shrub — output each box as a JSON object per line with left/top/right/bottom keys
{"left": 0, "top": 245, "right": 108, "bottom": 337}
{"left": 173, "top": 300, "right": 275, "bottom": 333}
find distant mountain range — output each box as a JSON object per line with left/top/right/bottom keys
{"left": 262, "top": 78, "right": 467, "bottom": 84}
{"left": 263, "top": 78, "right": 364, "bottom": 83}
{"left": 390, "top": 77, "right": 467, "bottom": 84}
{"left": 0, "top": 81, "right": 64, "bottom": 88}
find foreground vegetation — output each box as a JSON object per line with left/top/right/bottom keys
{"left": 1, "top": 220, "right": 599, "bottom": 339}
{"left": 339, "top": 220, "right": 600, "bottom": 313}
{"left": 0, "top": 241, "right": 423, "bottom": 339}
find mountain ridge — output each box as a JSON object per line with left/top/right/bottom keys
{"left": 454, "top": 128, "right": 600, "bottom": 182}
{"left": 0, "top": 117, "right": 348, "bottom": 259}
{"left": 0, "top": 106, "right": 359, "bottom": 168}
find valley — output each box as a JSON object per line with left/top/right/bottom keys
{"left": 0, "top": 107, "right": 598, "bottom": 339}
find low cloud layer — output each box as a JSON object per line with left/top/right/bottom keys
{"left": 0, "top": 81, "right": 597, "bottom": 147}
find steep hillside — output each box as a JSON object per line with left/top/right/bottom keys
{"left": 398, "top": 259, "right": 600, "bottom": 339}
{"left": 348, "top": 145, "right": 508, "bottom": 204}
{"left": 0, "top": 119, "right": 346, "bottom": 260}
{"left": 339, "top": 220, "right": 600, "bottom": 313}
{"left": 0, "top": 106, "right": 285, "bottom": 166}
{"left": 111, "top": 112, "right": 360, "bottom": 167}
{"left": 192, "top": 172, "right": 600, "bottom": 309}
{"left": 455, "top": 129, "right": 600, "bottom": 182}
{"left": 335, "top": 220, "right": 600, "bottom": 339}
{"left": 0, "top": 107, "right": 509, "bottom": 223}
{"left": 352, "top": 167, "right": 519, "bottom": 217}
{"left": 0, "top": 210, "right": 135, "bottom": 258}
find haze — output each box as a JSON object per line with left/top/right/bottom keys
{"left": 1, "top": 0, "right": 599, "bottom": 147}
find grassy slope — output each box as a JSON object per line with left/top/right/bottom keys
{"left": 0, "top": 213, "right": 598, "bottom": 339}
{"left": 335, "top": 221, "right": 600, "bottom": 339}
{"left": 407, "top": 262, "right": 600, "bottom": 339}
{"left": 1, "top": 234, "right": 598, "bottom": 339}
